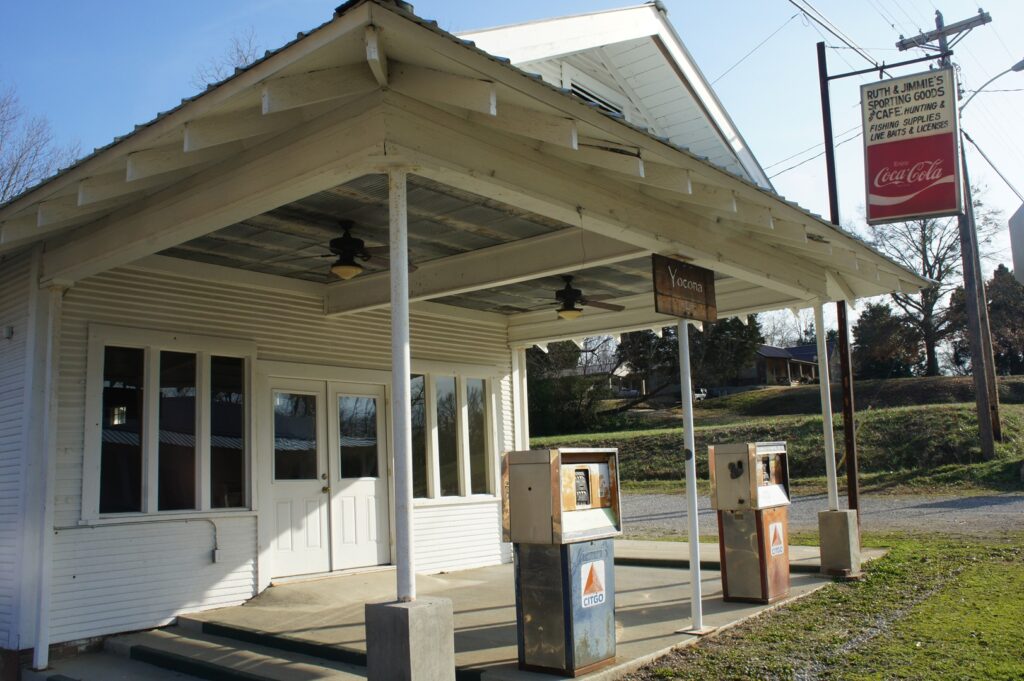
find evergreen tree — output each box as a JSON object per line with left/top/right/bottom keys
{"left": 852, "top": 302, "right": 921, "bottom": 379}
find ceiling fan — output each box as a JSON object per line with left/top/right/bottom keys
{"left": 265, "top": 220, "right": 413, "bottom": 280}
{"left": 554, "top": 275, "right": 625, "bottom": 320}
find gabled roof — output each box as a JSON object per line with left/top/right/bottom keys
{"left": 0, "top": 0, "right": 930, "bottom": 315}
{"left": 460, "top": 2, "right": 772, "bottom": 188}
{"left": 757, "top": 341, "right": 835, "bottom": 363}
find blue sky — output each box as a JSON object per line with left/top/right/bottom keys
{"left": 1, "top": 0, "right": 1020, "bottom": 275}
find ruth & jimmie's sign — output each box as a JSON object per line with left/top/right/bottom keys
{"left": 860, "top": 67, "right": 961, "bottom": 224}
{"left": 651, "top": 254, "right": 716, "bottom": 322}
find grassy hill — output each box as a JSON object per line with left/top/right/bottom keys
{"left": 534, "top": 376, "right": 1024, "bottom": 493}
{"left": 700, "top": 375, "right": 1024, "bottom": 417}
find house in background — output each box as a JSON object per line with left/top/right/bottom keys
{"left": 741, "top": 341, "right": 840, "bottom": 385}
{"left": 0, "top": 0, "right": 927, "bottom": 675}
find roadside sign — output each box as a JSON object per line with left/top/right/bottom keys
{"left": 1011, "top": 204, "right": 1024, "bottom": 285}
{"left": 651, "top": 254, "right": 716, "bottom": 322}
{"left": 861, "top": 67, "right": 961, "bottom": 224}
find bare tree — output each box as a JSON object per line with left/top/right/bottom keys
{"left": 191, "top": 27, "right": 263, "bottom": 90}
{"left": 759, "top": 309, "right": 812, "bottom": 348}
{"left": 860, "top": 195, "right": 1000, "bottom": 376}
{"left": 0, "top": 86, "right": 79, "bottom": 204}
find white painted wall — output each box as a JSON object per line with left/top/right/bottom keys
{"left": 43, "top": 263, "right": 515, "bottom": 645}
{"left": 0, "top": 252, "right": 31, "bottom": 650}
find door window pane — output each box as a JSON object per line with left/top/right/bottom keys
{"left": 435, "top": 376, "right": 459, "bottom": 496}
{"left": 339, "top": 396, "right": 378, "bottom": 478}
{"left": 100, "top": 347, "right": 145, "bottom": 513}
{"left": 211, "top": 356, "right": 245, "bottom": 508}
{"left": 274, "top": 393, "right": 318, "bottom": 480}
{"left": 158, "top": 352, "right": 197, "bottom": 510}
{"left": 411, "top": 375, "right": 428, "bottom": 498}
{"left": 467, "top": 378, "right": 489, "bottom": 494}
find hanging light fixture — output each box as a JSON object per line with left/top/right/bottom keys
{"left": 557, "top": 305, "right": 584, "bottom": 320}
{"left": 328, "top": 221, "right": 371, "bottom": 280}
{"left": 330, "top": 255, "right": 364, "bottom": 280}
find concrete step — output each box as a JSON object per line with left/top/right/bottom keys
{"left": 176, "top": 616, "right": 367, "bottom": 668}
{"left": 176, "top": 617, "right": 486, "bottom": 681}
{"left": 106, "top": 627, "right": 368, "bottom": 681}
{"left": 23, "top": 650, "right": 202, "bottom": 681}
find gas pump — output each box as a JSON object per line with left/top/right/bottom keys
{"left": 503, "top": 448, "right": 622, "bottom": 676}
{"left": 709, "top": 442, "right": 791, "bottom": 603}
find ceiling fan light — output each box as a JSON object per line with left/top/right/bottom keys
{"left": 331, "top": 260, "right": 363, "bottom": 280}
{"left": 557, "top": 306, "right": 584, "bottom": 320}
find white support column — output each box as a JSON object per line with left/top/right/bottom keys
{"left": 815, "top": 304, "right": 840, "bottom": 511}
{"left": 677, "top": 319, "right": 704, "bottom": 633}
{"left": 510, "top": 348, "right": 530, "bottom": 450}
{"left": 32, "top": 286, "right": 64, "bottom": 670}
{"left": 389, "top": 169, "right": 416, "bottom": 602}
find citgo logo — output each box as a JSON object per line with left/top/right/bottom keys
{"left": 581, "top": 560, "right": 606, "bottom": 608}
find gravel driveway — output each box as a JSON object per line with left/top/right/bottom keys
{"left": 622, "top": 491, "right": 1024, "bottom": 537}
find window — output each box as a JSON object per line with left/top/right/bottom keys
{"left": 339, "top": 396, "right": 379, "bottom": 478}
{"left": 158, "top": 351, "right": 197, "bottom": 511}
{"left": 88, "top": 327, "right": 254, "bottom": 518}
{"left": 411, "top": 374, "right": 428, "bottom": 497}
{"left": 435, "top": 376, "right": 459, "bottom": 496}
{"left": 273, "top": 392, "right": 318, "bottom": 480}
{"left": 411, "top": 372, "right": 494, "bottom": 500}
{"left": 210, "top": 356, "right": 246, "bottom": 508}
{"left": 466, "top": 378, "right": 488, "bottom": 494}
{"left": 99, "top": 347, "right": 145, "bottom": 514}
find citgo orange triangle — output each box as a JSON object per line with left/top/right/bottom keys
{"left": 584, "top": 564, "right": 603, "bottom": 595}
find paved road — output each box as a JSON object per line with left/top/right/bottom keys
{"left": 622, "top": 491, "right": 1024, "bottom": 537}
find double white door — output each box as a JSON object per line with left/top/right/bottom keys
{"left": 268, "top": 378, "right": 390, "bottom": 578}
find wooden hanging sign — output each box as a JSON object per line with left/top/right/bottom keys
{"left": 652, "top": 254, "right": 717, "bottom": 322}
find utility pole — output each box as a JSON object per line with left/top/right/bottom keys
{"left": 897, "top": 9, "right": 1002, "bottom": 457}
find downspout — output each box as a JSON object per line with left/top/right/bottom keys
{"left": 32, "top": 286, "right": 64, "bottom": 670}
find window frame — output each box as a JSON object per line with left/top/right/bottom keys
{"left": 82, "top": 325, "right": 257, "bottom": 522}
{"left": 411, "top": 360, "right": 501, "bottom": 504}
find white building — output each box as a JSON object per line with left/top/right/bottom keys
{"left": 0, "top": 0, "right": 926, "bottom": 673}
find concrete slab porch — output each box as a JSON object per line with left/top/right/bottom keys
{"left": 166, "top": 540, "right": 886, "bottom": 680}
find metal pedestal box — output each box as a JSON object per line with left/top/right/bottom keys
{"left": 514, "top": 539, "right": 616, "bottom": 677}
{"left": 717, "top": 506, "right": 790, "bottom": 603}
{"left": 710, "top": 442, "right": 792, "bottom": 604}
{"left": 504, "top": 448, "right": 622, "bottom": 676}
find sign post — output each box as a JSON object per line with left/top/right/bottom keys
{"left": 861, "top": 67, "right": 961, "bottom": 224}
{"left": 652, "top": 254, "right": 716, "bottom": 634}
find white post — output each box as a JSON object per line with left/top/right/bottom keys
{"left": 32, "top": 286, "right": 63, "bottom": 670}
{"left": 510, "top": 348, "right": 530, "bottom": 450}
{"left": 389, "top": 169, "right": 415, "bottom": 602}
{"left": 815, "top": 304, "right": 840, "bottom": 511}
{"left": 677, "top": 319, "right": 703, "bottom": 632}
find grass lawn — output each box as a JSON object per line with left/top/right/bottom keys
{"left": 622, "top": 533, "right": 1024, "bottom": 681}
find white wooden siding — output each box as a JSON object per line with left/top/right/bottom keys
{"left": 413, "top": 500, "right": 508, "bottom": 573}
{"left": 0, "top": 252, "right": 31, "bottom": 649}
{"left": 48, "top": 263, "right": 514, "bottom": 644}
{"left": 49, "top": 517, "right": 256, "bottom": 643}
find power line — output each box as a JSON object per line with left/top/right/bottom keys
{"left": 769, "top": 130, "right": 863, "bottom": 179}
{"left": 712, "top": 12, "right": 801, "bottom": 84}
{"left": 763, "top": 123, "right": 860, "bottom": 170}
{"left": 963, "top": 129, "right": 1024, "bottom": 203}
{"left": 787, "top": 0, "right": 880, "bottom": 69}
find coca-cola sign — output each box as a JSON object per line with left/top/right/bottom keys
{"left": 861, "top": 67, "right": 961, "bottom": 224}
